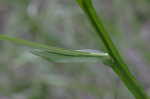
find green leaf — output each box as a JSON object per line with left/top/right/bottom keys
{"left": 0, "top": 35, "right": 111, "bottom": 63}
{"left": 31, "top": 49, "right": 110, "bottom": 63}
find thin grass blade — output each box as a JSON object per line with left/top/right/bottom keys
{"left": 31, "top": 49, "right": 110, "bottom": 63}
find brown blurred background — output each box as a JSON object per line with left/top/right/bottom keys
{"left": 0, "top": 0, "right": 150, "bottom": 99}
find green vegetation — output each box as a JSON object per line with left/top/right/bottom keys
{"left": 0, "top": 35, "right": 110, "bottom": 63}
{"left": 0, "top": 0, "right": 149, "bottom": 99}
{"left": 76, "top": 0, "right": 148, "bottom": 99}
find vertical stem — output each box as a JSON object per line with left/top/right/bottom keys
{"left": 76, "top": 0, "right": 148, "bottom": 99}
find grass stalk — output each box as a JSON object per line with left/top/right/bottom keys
{"left": 76, "top": 0, "right": 148, "bottom": 99}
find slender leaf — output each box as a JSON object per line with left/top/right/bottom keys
{"left": 0, "top": 35, "right": 111, "bottom": 63}
{"left": 31, "top": 49, "right": 110, "bottom": 63}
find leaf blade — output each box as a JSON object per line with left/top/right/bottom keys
{"left": 31, "top": 49, "right": 110, "bottom": 63}
{"left": 0, "top": 34, "right": 110, "bottom": 63}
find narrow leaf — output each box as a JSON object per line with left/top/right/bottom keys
{"left": 31, "top": 49, "right": 110, "bottom": 63}
{"left": 0, "top": 35, "right": 110, "bottom": 63}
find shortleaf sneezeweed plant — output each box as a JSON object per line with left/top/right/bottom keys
{"left": 76, "top": 0, "right": 148, "bottom": 99}
{"left": 0, "top": 0, "right": 148, "bottom": 99}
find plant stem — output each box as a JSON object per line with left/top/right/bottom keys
{"left": 76, "top": 0, "right": 148, "bottom": 99}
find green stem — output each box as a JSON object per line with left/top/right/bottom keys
{"left": 76, "top": 0, "right": 148, "bottom": 99}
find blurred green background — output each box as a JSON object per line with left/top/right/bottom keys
{"left": 0, "top": 0, "right": 150, "bottom": 99}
